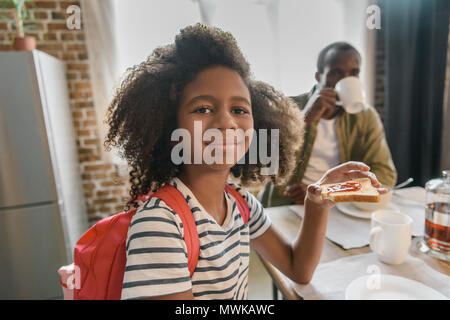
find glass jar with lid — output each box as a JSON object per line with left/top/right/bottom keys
{"left": 419, "top": 170, "right": 450, "bottom": 261}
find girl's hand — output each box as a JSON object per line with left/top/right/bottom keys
{"left": 305, "top": 161, "right": 388, "bottom": 208}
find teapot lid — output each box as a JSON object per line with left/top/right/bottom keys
{"left": 443, "top": 170, "right": 450, "bottom": 179}
{"left": 425, "top": 170, "right": 450, "bottom": 195}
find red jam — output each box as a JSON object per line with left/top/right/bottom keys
{"left": 327, "top": 182, "right": 362, "bottom": 195}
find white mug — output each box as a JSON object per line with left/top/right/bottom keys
{"left": 335, "top": 76, "right": 365, "bottom": 114}
{"left": 369, "top": 210, "right": 413, "bottom": 265}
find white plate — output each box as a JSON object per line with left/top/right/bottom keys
{"left": 336, "top": 202, "right": 399, "bottom": 219}
{"left": 345, "top": 274, "right": 448, "bottom": 300}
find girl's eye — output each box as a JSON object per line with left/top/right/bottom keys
{"left": 232, "top": 107, "right": 248, "bottom": 115}
{"left": 194, "top": 106, "right": 212, "bottom": 114}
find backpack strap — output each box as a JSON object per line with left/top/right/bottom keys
{"left": 150, "top": 185, "right": 199, "bottom": 277}
{"left": 148, "top": 184, "right": 250, "bottom": 278}
{"left": 224, "top": 184, "right": 250, "bottom": 224}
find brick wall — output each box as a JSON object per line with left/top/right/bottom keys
{"left": 0, "top": 0, "right": 130, "bottom": 224}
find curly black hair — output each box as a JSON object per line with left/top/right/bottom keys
{"left": 317, "top": 42, "right": 361, "bottom": 74}
{"left": 105, "top": 23, "right": 304, "bottom": 210}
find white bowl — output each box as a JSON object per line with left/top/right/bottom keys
{"left": 352, "top": 186, "right": 392, "bottom": 212}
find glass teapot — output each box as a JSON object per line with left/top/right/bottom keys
{"left": 420, "top": 170, "right": 450, "bottom": 261}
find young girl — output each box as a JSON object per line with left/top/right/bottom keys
{"left": 105, "top": 24, "right": 385, "bottom": 300}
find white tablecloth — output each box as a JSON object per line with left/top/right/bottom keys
{"left": 292, "top": 253, "right": 450, "bottom": 300}
{"left": 289, "top": 187, "right": 427, "bottom": 249}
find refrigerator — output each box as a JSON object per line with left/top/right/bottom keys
{"left": 0, "top": 50, "right": 89, "bottom": 299}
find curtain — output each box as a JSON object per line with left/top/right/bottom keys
{"left": 80, "top": 0, "right": 123, "bottom": 165}
{"left": 442, "top": 55, "right": 450, "bottom": 171}
{"left": 383, "top": 0, "right": 449, "bottom": 186}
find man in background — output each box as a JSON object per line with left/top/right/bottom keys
{"left": 260, "top": 42, "right": 397, "bottom": 207}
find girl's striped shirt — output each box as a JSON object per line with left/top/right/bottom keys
{"left": 121, "top": 177, "right": 271, "bottom": 300}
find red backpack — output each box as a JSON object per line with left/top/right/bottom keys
{"left": 58, "top": 184, "right": 249, "bottom": 300}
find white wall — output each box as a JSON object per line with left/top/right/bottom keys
{"left": 113, "top": 0, "right": 371, "bottom": 97}
{"left": 278, "top": 0, "right": 348, "bottom": 95}
{"left": 113, "top": 0, "right": 201, "bottom": 79}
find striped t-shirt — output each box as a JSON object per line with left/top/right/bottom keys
{"left": 121, "top": 177, "right": 271, "bottom": 300}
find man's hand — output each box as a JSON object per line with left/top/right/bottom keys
{"left": 303, "top": 88, "right": 339, "bottom": 124}
{"left": 284, "top": 183, "right": 308, "bottom": 205}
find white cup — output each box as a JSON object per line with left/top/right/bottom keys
{"left": 369, "top": 210, "right": 413, "bottom": 265}
{"left": 335, "top": 76, "right": 365, "bottom": 114}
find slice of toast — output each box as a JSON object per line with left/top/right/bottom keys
{"left": 320, "top": 178, "right": 380, "bottom": 203}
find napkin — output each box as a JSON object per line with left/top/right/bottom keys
{"left": 394, "top": 186, "right": 427, "bottom": 204}
{"left": 289, "top": 205, "right": 370, "bottom": 249}
{"left": 289, "top": 187, "right": 426, "bottom": 249}
{"left": 391, "top": 187, "right": 426, "bottom": 236}
{"left": 292, "top": 253, "right": 450, "bottom": 300}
